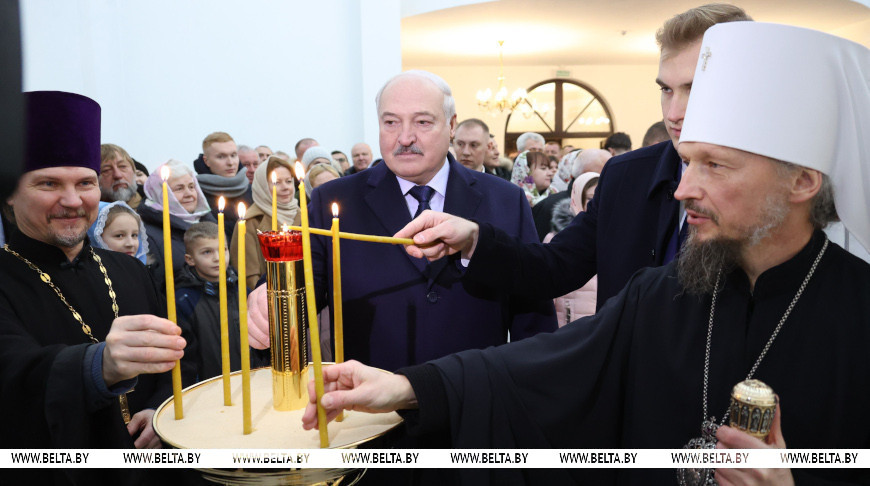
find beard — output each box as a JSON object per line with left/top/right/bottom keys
{"left": 49, "top": 229, "right": 88, "bottom": 248}
{"left": 677, "top": 231, "right": 742, "bottom": 296}
{"left": 46, "top": 210, "right": 90, "bottom": 249}
{"left": 101, "top": 183, "right": 137, "bottom": 203}
{"left": 677, "top": 191, "right": 790, "bottom": 296}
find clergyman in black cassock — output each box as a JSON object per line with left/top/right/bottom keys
{"left": 0, "top": 232, "right": 183, "bottom": 484}
{"left": 399, "top": 230, "right": 870, "bottom": 485}
{"left": 0, "top": 90, "right": 193, "bottom": 486}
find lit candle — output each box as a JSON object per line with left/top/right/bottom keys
{"left": 160, "top": 165, "right": 183, "bottom": 420}
{"left": 287, "top": 226, "right": 414, "bottom": 246}
{"left": 331, "top": 203, "right": 344, "bottom": 365}
{"left": 238, "top": 203, "right": 252, "bottom": 434}
{"left": 217, "top": 197, "right": 231, "bottom": 406}
{"left": 271, "top": 171, "right": 278, "bottom": 232}
{"left": 296, "top": 162, "right": 328, "bottom": 447}
{"left": 331, "top": 203, "right": 344, "bottom": 422}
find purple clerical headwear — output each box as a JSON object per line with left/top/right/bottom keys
{"left": 24, "top": 91, "right": 101, "bottom": 174}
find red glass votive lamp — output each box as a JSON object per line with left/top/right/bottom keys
{"left": 257, "top": 230, "right": 303, "bottom": 261}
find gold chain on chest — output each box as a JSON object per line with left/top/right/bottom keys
{"left": 3, "top": 244, "right": 119, "bottom": 341}
{"left": 2, "top": 244, "right": 132, "bottom": 423}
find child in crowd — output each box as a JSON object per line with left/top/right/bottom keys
{"left": 544, "top": 172, "right": 600, "bottom": 325}
{"left": 90, "top": 201, "right": 149, "bottom": 263}
{"left": 176, "top": 221, "right": 266, "bottom": 382}
{"left": 511, "top": 151, "right": 559, "bottom": 206}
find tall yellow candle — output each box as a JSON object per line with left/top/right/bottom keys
{"left": 160, "top": 165, "right": 183, "bottom": 420}
{"left": 271, "top": 171, "right": 278, "bottom": 232}
{"left": 238, "top": 203, "right": 252, "bottom": 434}
{"left": 331, "top": 203, "right": 344, "bottom": 365}
{"left": 217, "top": 197, "right": 231, "bottom": 406}
{"left": 295, "top": 162, "right": 328, "bottom": 447}
{"left": 331, "top": 203, "right": 344, "bottom": 422}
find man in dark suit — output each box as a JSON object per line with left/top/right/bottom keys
{"left": 395, "top": 4, "right": 752, "bottom": 311}
{"left": 308, "top": 70, "right": 556, "bottom": 372}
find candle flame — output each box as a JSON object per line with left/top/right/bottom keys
{"left": 281, "top": 223, "right": 290, "bottom": 233}
{"left": 160, "top": 165, "right": 171, "bottom": 181}
{"left": 218, "top": 196, "right": 225, "bottom": 212}
{"left": 271, "top": 171, "right": 277, "bottom": 185}
{"left": 332, "top": 203, "right": 339, "bottom": 218}
{"left": 238, "top": 202, "right": 246, "bottom": 219}
{"left": 294, "top": 162, "right": 304, "bottom": 180}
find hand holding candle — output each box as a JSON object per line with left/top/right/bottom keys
{"left": 160, "top": 165, "right": 183, "bottom": 420}
{"left": 296, "top": 162, "right": 329, "bottom": 447}
{"left": 217, "top": 197, "right": 231, "bottom": 406}
{"left": 238, "top": 202, "right": 252, "bottom": 434}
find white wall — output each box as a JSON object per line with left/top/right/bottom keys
{"left": 405, "top": 63, "right": 662, "bottom": 153}
{"left": 20, "top": 0, "right": 402, "bottom": 172}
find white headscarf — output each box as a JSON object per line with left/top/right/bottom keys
{"left": 90, "top": 201, "right": 150, "bottom": 264}
{"left": 142, "top": 159, "right": 212, "bottom": 224}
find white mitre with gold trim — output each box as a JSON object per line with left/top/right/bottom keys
{"left": 681, "top": 21, "right": 870, "bottom": 250}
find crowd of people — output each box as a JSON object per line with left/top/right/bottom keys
{"left": 1, "top": 3, "right": 870, "bottom": 486}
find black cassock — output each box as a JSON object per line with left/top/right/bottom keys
{"left": 401, "top": 231, "right": 870, "bottom": 485}
{"left": 0, "top": 231, "right": 195, "bottom": 485}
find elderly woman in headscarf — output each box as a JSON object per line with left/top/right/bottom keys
{"left": 510, "top": 150, "right": 559, "bottom": 206}
{"left": 231, "top": 156, "right": 301, "bottom": 289}
{"left": 138, "top": 159, "right": 214, "bottom": 275}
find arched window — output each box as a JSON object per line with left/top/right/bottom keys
{"left": 504, "top": 79, "right": 614, "bottom": 154}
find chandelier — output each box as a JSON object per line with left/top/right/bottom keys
{"left": 476, "top": 41, "right": 530, "bottom": 115}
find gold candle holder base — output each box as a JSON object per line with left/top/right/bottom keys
{"left": 153, "top": 367, "right": 403, "bottom": 485}
{"left": 272, "top": 366, "right": 310, "bottom": 411}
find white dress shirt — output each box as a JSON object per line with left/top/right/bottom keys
{"left": 396, "top": 157, "right": 450, "bottom": 218}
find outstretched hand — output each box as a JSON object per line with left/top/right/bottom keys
{"left": 714, "top": 402, "right": 793, "bottom": 486}
{"left": 301, "top": 360, "right": 417, "bottom": 430}
{"left": 394, "top": 210, "right": 479, "bottom": 262}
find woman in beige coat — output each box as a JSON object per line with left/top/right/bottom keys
{"left": 231, "top": 156, "right": 301, "bottom": 289}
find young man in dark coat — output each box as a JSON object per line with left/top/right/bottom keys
{"left": 396, "top": 4, "right": 753, "bottom": 311}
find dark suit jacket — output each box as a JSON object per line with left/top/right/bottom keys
{"left": 466, "top": 140, "right": 683, "bottom": 310}
{"left": 308, "top": 155, "right": 556, "bottom": 372}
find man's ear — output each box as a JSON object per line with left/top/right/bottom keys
{"left": 184, "top": 253, "right": 195, "bottom": 267}
{"left": 448, "top": 115, "right": 457, "bottom": 138}
{"left": 789, "top": 168, "right": 823, "bottom": 204}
